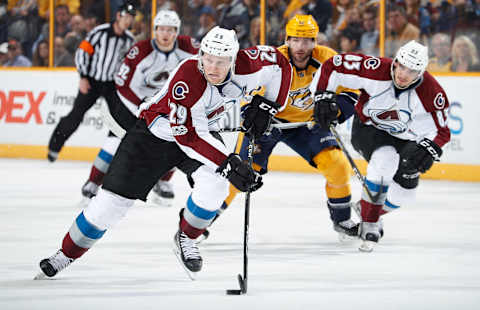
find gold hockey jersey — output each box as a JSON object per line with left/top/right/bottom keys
{"left": 275, "top": 44, "right": 338, "bottom": 123}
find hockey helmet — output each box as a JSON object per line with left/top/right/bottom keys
{"left": 391, "top": 40, "right": 429, "bottom": 88}
{"left": 154, "top": 10, "right": 181, "bottom": 35}
{"left": 285, "top": 15, "right": 319, "bottom": 40}
{"left": 198, "top": 26, "right": 239, "bottom": 85}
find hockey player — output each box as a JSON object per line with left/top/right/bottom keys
{"left": 202, "top": 15, "right": 359, "bottom": 241}
{"left": 81, "top": 10, "right": 200, "bottom": 207}
{"left": 35, "top": 26, "right": 292, "bottom": 280}
{"left": 311, "top": 40, "right": 451, "bottom": 252}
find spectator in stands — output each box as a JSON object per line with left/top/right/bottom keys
{"left": 217, "top": 0, "right": 250, "bottom": 48}
{"left": 84, "top": 11, "right": 99, "bottom": 33}
{"left": 317, "top": 32, "right": 329, "bottom": 46}
{"left": 70, "top": 14, "right": 86, "bottom": 39}
{"left": 405, "top": 0, "right": 421, "bottom": 26}
{"left": 55, "top": 5, "right": 71, "bottom": 38}
{"left": 386, "top": 4, "right": 420, "bottom": 57}
{"left": 32, "top": 39, "right": 49, "bottom": 67}
{"left": 360, "top": 7, "right": 379, "bottom": 55}
{"left": 266, "top": 0, "right": 286, "bottom": 46}
{"left": 194, "top": 6, "right": 217, "bottom": 41}
{"left": 56, "top": 32, "right": 81, "bottom": 67}
{"left": 156, "top": 0, "right": 177, "bottom": 11}
{"left": 339, "top": 26, "right": 362, "bottom": 53}
{"left": 431, "top": 0, "right": 457, "bottom": 35}
{"left": 332, "top": 0, "right": 355, "bottom": 36}
{"left": 37, "top": 0, "right": 80, "bottom": 18}
{"left": 53, "top": 36, "right": 67, "bottom": 66}
{"left": 247, "top": 16, "right": 266, "bottom": 46}
{"left": 132, "top": 12, "right": 148, "bottom": 42}
{"left": 4, "top": 38, "right": 31, "bottom": 67}
{"left": 427, "top": 32, "right": 452, "bottom": 72}
{"left": 0, "top": 42, "right": 8, "bottom": 65}
{"left": 301, "top": 0, "right": 333, "bottom": 33}
{"left": 451, "top": 35, "right": 480, "bottom": 72}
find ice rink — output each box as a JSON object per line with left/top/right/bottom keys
{"left": 1, "top": 158, "right": 479, "bottom": 310}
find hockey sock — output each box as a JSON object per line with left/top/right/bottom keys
{"left": 327, "top": 196, "right": 352, "bottom": 222}
{"left": 180, "top": 195, "right": 217, "bottom": 239}
{"left": 61, "top": 211, "right": 106, "bottom": 259}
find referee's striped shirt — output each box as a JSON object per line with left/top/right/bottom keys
{"left": 76, "top": 23, "right": 135, "bottom": 82}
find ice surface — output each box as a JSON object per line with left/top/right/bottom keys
{"left": 1, "top": 158, "right": 479, "bottom": 309}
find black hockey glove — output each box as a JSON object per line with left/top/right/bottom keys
{"left": 313, "top": 90, "right": 340, "bottom": 129}
{"left": 216, "top": 154, "right": 263, "bottom": 192}
{"left": 241, "top": 95, "right": 281, "bottom": 140}
{"left": 399, "top": 138, "right": 442, "bottom": 173}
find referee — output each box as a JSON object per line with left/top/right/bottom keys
{"left": 47, "top": 1, "right": 136, "bottom": 162}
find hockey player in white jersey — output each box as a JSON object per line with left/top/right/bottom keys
{"left": 311, "top": 41, "right": 451, "bottom": 252}
{"left": 81, "top": 10, "right": 200, "bottom": 207}
{"left": 35, "top": 26, "right": 292, "bottom": 280}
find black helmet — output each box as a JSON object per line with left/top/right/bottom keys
{"left": 118, "top": 1, "right": 137, "bottom": 16}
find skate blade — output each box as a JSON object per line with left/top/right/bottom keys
{"left": 148, "top": 195, "right": 173, "bottom": 207}
{"left": 338, "top": 233, "right": 358, "bottom": 243}
{"left": 172, "top": 247, "right": 197, "bottom": 281}
{"left": 33, "top": 271, "right": 47, "bottom": 280}
{"left": 359, "top": 240, "right": 376, "bottom": 252}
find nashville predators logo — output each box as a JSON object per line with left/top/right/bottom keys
{"left": 289, "top": 86, "right": 313, "bottom": 110}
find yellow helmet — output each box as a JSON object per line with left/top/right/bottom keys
{"left": 285, "top": 15, "right": 319, "bottom": 40}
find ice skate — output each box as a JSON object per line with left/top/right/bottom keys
{"left": 358, "top": 222, "right": 381, "bottom": 252}
{"left": 34, "top": 250, "right": 75, "bottom": 280}
{"left": 78, "top": 181, "right": 98, "bottom": 208}
{"left": 149, "top": 180, "right": 174, "bottom": 207}
{"left": 173, "top": 230, "right": 202, "bottom": 280}
{"left": 334, "top": 219, "right": 359, "bottom": 242}
{"left": 352, "top": 201, "right": 384, "bottom": 238}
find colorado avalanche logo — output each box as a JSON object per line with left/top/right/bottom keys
{"left": 244, "top": 49, "right": 260, "bottom": 60}
{"left": 145, "top": 71, "right": 169, "bottom": 89}
{"left": 433, "top": 93, "right": 445, "bottom": 109}
{"left": 369, "top": 108, "right": 411, "bottom": 135}
{"left": 126, "top": 46, "right": 139, "bottom": 59}
{"left": 172, "top": 81, "right": 189, "bottom": 100}
{"left": 364, "top": 57, "right": 381, "bottom": 70}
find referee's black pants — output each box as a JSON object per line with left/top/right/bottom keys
{"left": 48, "top": 79, "right": 117, "bottom": 152}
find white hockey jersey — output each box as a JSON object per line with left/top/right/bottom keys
{"left": 140, "top": 45, "right": 292, "bottom": 170}
{"left": 310, "top": 53, "right": 450, "bottom": 148}
{"left": 114, "top": 36, "right": 199, "bottom": 114}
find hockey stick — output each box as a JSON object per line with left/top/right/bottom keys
{"left": 226, "top": 137, "right": 254, "bottom": 295}
{"left": 328, "top": 124, "right": 382, "bottom": 203}
{"left": 221, "top": 121, "right": 315, "bottom": 133}
{"left": 100, "top": 100, "right": 127, "bottom": 138}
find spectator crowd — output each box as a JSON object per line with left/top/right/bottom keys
{"left": 0, "top": 0, "right": 479, "bottom": 72}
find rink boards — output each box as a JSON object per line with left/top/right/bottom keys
{"left": 0, "top": 69, "right": 479, "bottom": 181}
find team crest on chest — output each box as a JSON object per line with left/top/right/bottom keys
{"left": 172, "top": 81, "right": 189, "bottom": 100}
{"left": 369, "top": 108, "right": 412, "bottom": 135}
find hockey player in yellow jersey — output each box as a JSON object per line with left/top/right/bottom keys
{"left": 202, "top": 15, "right": 360, "bottom": 241}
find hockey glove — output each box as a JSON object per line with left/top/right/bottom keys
{"left": 216, "top": 154, "right": 263, "bottom": 192}
{"left": 241, "top": 95, "right": 281, "bottom": 140}
{"left": 399, "top": 138, "right": 442, "bottom": 173}
{"left": 313, "top": 90, "right": 340, "bottom": 129}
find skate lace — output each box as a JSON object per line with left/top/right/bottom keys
{"left": 49, "top": 251, "right": 74, "bottom": 272}
{"left": 179, "top": 233, "right": 200, "bottom": 259}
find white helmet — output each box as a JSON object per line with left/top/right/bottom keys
{"left": 198, "top": 26, "right": 240, "bottom": 85}
{"left": 392, "top": 40, "right": 429, "bottom": 88}
{"left": 154, "top": 10, "right": 181, "bottom": 35}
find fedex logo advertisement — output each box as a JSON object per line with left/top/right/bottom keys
{"left": 0, "top": 70, "right": 108, "bottom": 147}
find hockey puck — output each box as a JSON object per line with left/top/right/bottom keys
{"left": 226, "top": 289, "right": 242, "bottom": 295}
